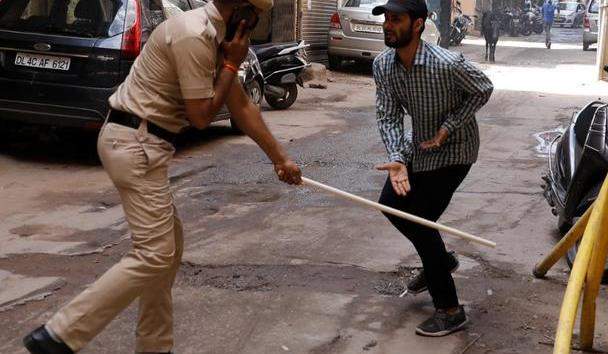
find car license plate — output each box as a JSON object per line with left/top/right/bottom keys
{"left": 352, "top": 23, "right": 383, "bottom": 34}
{"left": 14, "top": 52, "right": 71, "bottom": 71}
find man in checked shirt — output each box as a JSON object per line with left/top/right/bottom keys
{"left": 372, "top": 0, "right": 493, "bottom": 337}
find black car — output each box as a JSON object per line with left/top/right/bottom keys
{"left": 0, "top": 0, "right": 263, "bottom": 130}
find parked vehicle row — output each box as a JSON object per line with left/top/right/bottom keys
{"left": 495, "top": 7, "right": 543, "bottom": 37}
{"left": 0, "top": 0, "right": 308, "bottom": 133}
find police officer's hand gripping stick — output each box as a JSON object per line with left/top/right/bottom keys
{"left": 301, "top": 177, "right": 496, "bottom": 248}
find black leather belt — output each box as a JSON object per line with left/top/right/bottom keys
{"left": 107, "top": 109, "right": 176, "bottom": 145}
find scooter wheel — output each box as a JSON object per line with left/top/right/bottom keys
{"left": 265, "top": 83, "right": 298, "bottom": 110}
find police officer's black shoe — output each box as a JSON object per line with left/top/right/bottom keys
{"left": 415, "top": 305, "right": 468, "bottom": 337}
{"left": 407, "top": 251, "right": 459, "bottom": 294}
{"left": 23, "top": 326, "right": 73, "bottom": 354}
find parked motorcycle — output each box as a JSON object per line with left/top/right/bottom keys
{"left": 498, "top": 8, "right": 513, "bottom": 33}
{"left": 252, "top": 41, "right": 310, "bottom": 110}
{"left": 542, "top": 98, "right": 608, "bottom": 276}
{"left": 450, "top": 12, "right": 472, "bottom": 46}
{"left": 532, "top": 8, "right": 544, "bottom": 34}
{"left": 501, "top": 8, "right": 521, "bottom": 37}
{"left": 519, "top": 10, "right": 535, "bottom": 36}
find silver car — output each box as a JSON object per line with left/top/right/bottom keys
{"left": 555, "top": 1, "right": 585, "bottom": 28}
{"left": 327, "top": 0, "right": 440, "bottom": 69}
{"left": 583, "top": 0, "right": 599, "bottom": 51}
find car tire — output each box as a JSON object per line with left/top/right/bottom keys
{"left": 265, "top": 83, "right": 298, "bottom": 110}
{"left": 328, "top": 55, "right": 341, "bottom": 70}
{"left": 248, "top": 79, "right": 263, "bottom": 108}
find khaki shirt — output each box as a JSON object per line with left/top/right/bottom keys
{"left": 109, "top": 3, "right": 226, "bottom": 133}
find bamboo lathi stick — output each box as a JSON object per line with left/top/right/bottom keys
{"left": 301, "top": 177, "right": 496, "bottom": 248}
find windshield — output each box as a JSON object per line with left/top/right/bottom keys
{"left": 0, "top": 0, "right": 124, "bottom": 38}
{"left": 590, "top": 0, "right": 599, "bottom": 13}
{"left": 558, "top": 2, "right": 577, "bottom": 11}
{"left": 344, "top": 0, "right": 384, "bottom": 8}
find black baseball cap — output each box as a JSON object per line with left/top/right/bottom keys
{"left": 372, "top": 0, "right": 429, "bottom": 19}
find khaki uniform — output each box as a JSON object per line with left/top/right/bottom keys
{"left": 46, "top": 4, "right": 226, "bottom": 352}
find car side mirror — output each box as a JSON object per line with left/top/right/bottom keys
{"left": 429, "top": 12, "right": 438, "bottom": 21}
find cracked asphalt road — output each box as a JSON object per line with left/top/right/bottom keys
{"left": 2, "top": 27, "right": 608, "bottom": 353}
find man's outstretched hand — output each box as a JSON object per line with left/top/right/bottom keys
{"left": 376, "top": 161, "right": 410, "bottom": 196}
{"left": 275, "top": 160, "right": 302, "bottom": 185}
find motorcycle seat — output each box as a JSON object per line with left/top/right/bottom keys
{"left": 252, "top": 42, "right": 300, "bottom": 61}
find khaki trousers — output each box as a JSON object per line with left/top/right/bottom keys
{"left": 47, "top": 121, "right": 183, "bottom": 352}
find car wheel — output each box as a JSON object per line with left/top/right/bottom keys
{"left": 328, "top": 55, "right": 341, "bottom": 70}
{"left": 265, "top": 83, "right": 298, "bottom": 110}
{"left": 248, "top": 79, "right": 263, "bottom": 107}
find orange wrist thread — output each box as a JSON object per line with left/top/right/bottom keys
{"left": 223, "top": 62, "right": 238, "bottom": 74}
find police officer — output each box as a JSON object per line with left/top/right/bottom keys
{"left": 23, "top": 0, "right": 301, "bottom": 353}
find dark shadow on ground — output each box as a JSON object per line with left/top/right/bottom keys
{"left": 0, "top": 120, "right": 246, "bottom": 166}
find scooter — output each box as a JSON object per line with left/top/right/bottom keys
{"left": 450, "top": 13, "right": 472, "bottom": 46}
{"left": 505, "top": 8, "right": 521, "bottom": 36}
{"left": 519, "top": 10, "right": 535, "bottom": 36}
{"left": 542, "top": 95, "right": 608, "bottom": 276}
{"left": 252, "top": 41, "right": 310, "bottom": 110}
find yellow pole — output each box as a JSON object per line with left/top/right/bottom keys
{"left": 553, "top": 214, "right": 603, "bottom": 352}
{"left": 554, "top": 176, "right": 608, "bottom": 353}
{"left": 579, "top": 178, "right": 608, "bottom": 350}
{"left": 533, "top": 205, "right": 593, "bottom": 278}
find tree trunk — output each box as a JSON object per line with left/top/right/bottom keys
{"left": 439, "top": 0, "right": 452, "bottom": 48}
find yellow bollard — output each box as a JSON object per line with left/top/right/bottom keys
{"left": 553, "top": 176, "right": 608, "bottom": 353}
{"left": 579, "top": 178, "right": 608, "bottom": 350}
{"left": 553, "top": 220, "right": 599, "bottom": 353}
{"left": 533, "top": 205, "right": 593, "bottom": 278}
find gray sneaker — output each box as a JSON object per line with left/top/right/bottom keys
{"left": 406, "top": 251, "right": 459, "bottom": 295}
{"left": 415, "top": 305, "right": 468, "bottom": 337}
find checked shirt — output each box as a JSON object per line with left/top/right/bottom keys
{"left": 373, "top": 41, "right": 494, "bottom": 172}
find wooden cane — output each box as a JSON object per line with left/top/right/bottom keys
{"left": 301, "top": 177, "right": 496, "bottom": 248}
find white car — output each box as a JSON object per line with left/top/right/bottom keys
{"left": 327, "top": 0, "right": 440, "bottom": 69}
{"left": 555, "top": 1, "right": 585, "bottom": 28}
{"left": 583, "top": 0, "right": 599, "bottom": 51}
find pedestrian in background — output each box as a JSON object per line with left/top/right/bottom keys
{"left": 543, "top": 0, "right": 558, "bottom": 48}
{"left": 23, "top": 0, "right": 301, "bottom": 353}
{"left": 372, "top": 0, "right": 493, "bottom": 337}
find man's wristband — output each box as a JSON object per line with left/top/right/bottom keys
{"left": 222, "top": 62, "right": 239, "bottom": 75}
